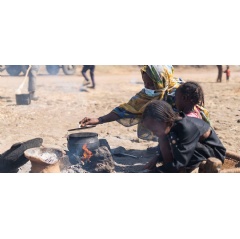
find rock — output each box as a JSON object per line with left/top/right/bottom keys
{"left": 67, "top": 169, "right": 75, "bottom": 173}
{"left": 59, "top": 155, "right": 72, "bottom": 171}
{"left": 83, "top": 146, "right": 115, "bottom": 173}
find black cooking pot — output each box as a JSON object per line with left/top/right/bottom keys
{"left": 67, "top": 132, "right": 99, "bottom": 155}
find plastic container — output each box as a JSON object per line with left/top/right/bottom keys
{"left": 15, "top": 94, "right": 31, "bottom": 105}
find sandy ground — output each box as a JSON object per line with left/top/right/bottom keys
{"left": 0, "top": 65, "right": 240, "bottom": 172}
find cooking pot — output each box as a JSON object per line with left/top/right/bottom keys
{"left": 67, "top": 132, "right": 99, "bottom": 155}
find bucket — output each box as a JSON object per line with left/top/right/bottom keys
{"left": 15, "top": 94, "right": 31, "bottom": 105}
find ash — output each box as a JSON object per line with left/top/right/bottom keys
{"left": 62, "top": 164, "right": 88, "bottom": 173}
{"left": 40, "top": 152, "right": 58, "bottom": 164}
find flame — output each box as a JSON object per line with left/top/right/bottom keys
{"left": 82, "top": 144, "right": 93, "bottom": 162}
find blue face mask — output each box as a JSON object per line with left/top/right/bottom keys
{"left": 144, "top": 88, "right": 161, "bottom": 97}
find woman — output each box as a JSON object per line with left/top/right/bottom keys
{"left": 142, "top": 100, "right": 225, "bottom": 173}
{"left": 80, "top": 66, "right": 210, "bottom": 140}
{"left": 80, "top": 65, "right": 187, "bottom": 140}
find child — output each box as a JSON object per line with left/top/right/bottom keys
{"left": 175, "top": 81, "right": 209, "bottom": 123}
{"left": 142, "top": 100, "right": 226, "bottom": 173}
{"left": 223, "top": 65, "right": 230, "bottom": 81}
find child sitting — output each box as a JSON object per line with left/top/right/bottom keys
{"left": 142, "top": 100, "right": 226, "bottom": 173}
{"left": 175, "top": 81, "right": 209, "bottom": 122}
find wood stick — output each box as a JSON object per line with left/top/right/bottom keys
{"left": 220, "top": 168, "right": 240, "bottom": 173}
{"left": 226, "top": 151, "right": 240, "bottom": 161}
{"left": 15, "top": 65, "right": 32, "bottom": 94}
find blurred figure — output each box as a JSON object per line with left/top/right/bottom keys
{"left": 81, "top": 65, "right": 95, "bottom": 89}
{"left": 223, "top": 65, "right": 230, "bottom": 82}
{"left": 28, "top": 65, "right": 40, "bottom": 100}
{"left": 216, "top": 65, "right": 222, "bottom": 82}
{"left": 0, "top": 65, "right": 5, "bottom": 72}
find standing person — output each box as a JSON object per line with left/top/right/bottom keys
{"left": 223, "top": 65, "right": 230, "bottom": 82}
{"left": 28, "top": 65, "right": 40, "bottom": 101}
{"left": 216, "top": 65, "right": 223, "bottom": 82}
{"left": 142, "top": 100, "right": 226, "bottom": 173}
{"left": 81, "top": 65, "right": 96, "bottom": 89}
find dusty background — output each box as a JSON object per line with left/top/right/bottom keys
{"left": 0, "top": 65, "right": 240, "bottom": 172}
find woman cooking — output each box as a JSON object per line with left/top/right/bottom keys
{"left": 79, "top": 65, "right": 210, "bottom": 141}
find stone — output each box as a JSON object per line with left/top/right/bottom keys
{"left": 83, "top": 146, "right": 115, "bottom": 173}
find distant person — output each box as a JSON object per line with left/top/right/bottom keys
{"left": 216, "top": 65, "right": 223, "bottom": 82}
{"left": 223, "top": 65, "right": 230, "bottom": 82}
{"left": 28, "top": 65, "right": 40, "bottom": 100}
{"left": 81, "top": 65, "right": 95, "bottom": 89}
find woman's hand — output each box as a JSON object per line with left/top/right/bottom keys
{"left": 144, "top": 155, "right": 159, "bottom": 170}
{"left": 79, "top": 117, "right": 100, "bottom": 127}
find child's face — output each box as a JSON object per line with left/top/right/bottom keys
{"left": 143, "top": 117, "right": 171, "bottom": 137}
{"left": 142, "top": 72, "right": 155, "bottom": 90}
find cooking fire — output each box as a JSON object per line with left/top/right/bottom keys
{"left": 81, "top": 144, "right": 93, "bottom": 163}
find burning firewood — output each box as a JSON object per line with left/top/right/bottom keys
{"left": 81, "top": 144, "right": 93, "bottom": 163}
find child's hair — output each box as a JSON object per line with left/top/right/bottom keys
{"left": 177, "top": 81, "right": 205, "bottom": 106}
{"left": 143, "top": 100, "right": 178, "bottom": 124}
{"left": 227, "top": 65, "right": 230, "bottom": 69}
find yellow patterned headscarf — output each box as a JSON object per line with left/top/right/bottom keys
{"left": 113, "top": 65, "right": 182, "bottom": 121}
{"left": 141, "top": 65, "right": 176, "bottom": 91}
{"left": 116, "top": 65, "right": 181, "bottom": 115}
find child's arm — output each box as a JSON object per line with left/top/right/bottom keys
{"left": 144, "top": 155, "right": 161, "bottom": 170}
{"left": 158, "top": 136, "right": 173, "bottom": 164}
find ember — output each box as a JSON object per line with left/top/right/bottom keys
{"left": 82, "top": 144, "right": 93, "bottom": 162}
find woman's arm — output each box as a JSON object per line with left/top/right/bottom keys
{"left": 80, "top": 111, "right": 120, "bottom": 126}
{"left": 99, "top": 111, "right": 121, "bottom": 123}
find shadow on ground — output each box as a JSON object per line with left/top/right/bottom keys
{"left": 112, "top": 148, "right": 155, "bottom": 173}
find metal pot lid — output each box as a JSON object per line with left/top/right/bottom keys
{"left": 68, "top": 132, "right": 98, "bottom": 138}
{"left": 68, "top": 125, "right": 96, "bottom": 131}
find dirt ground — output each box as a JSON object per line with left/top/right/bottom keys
{"left": 0, "top": 65, "right": 240, "bottom": 172}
